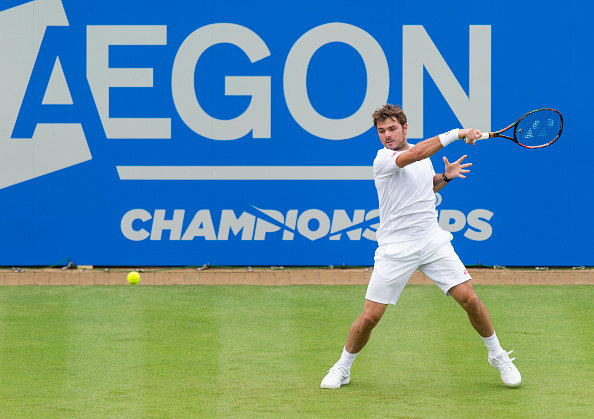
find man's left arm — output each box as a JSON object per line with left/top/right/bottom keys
{"left": 433, "top": 155, "right": 472, "bottom": 192}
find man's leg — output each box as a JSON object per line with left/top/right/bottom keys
{"left": 448, "top": 280, "right": 494, "bottom": 338}
{"left": 320, "top": 299, "right": 387, "bottom": 389}
{"left": 321, "top": 242, "right": 417, "bottom": 389}
{"left": 449, "top": 280, "right": 521, "bottom": 387}
{"left": 345, "top": 299, "right": 388, "bottom": 353}
{"left": 417, "top": 233, "right": 522, "bottom": 387}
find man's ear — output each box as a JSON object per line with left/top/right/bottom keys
{"left": 403, "top": 123, "right": 408, "bottom": 136}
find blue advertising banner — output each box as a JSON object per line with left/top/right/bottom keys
{"left": 0, "top": 0, "right": 591, "bottom": 266}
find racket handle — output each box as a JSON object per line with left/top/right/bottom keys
{"left": 462, "top": 132, "right": 490, "bottom": 143}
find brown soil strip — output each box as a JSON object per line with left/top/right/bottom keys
{"left": 0, "top": 268, "right": 591, "bottom": 286}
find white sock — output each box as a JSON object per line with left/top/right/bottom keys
{"left": 483, "top": 331, "right": 505, "bottom": 358}
{"left": 337, "top": 347, "right": 358, "bottom": 369}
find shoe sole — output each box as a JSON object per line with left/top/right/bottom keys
{"left": 320, "top": 377, "right": 350, "bottom": 389}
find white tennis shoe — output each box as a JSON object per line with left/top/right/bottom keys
{"left": 320, "top": 363, "right": 350, "bottom": 389}
{"left": 488, "top": 350, "right": 522, "bottom": 387}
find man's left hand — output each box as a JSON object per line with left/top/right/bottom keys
{"left": 443, "top": 155, "right": 472, "bottom": 180}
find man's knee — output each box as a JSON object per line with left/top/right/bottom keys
{"left": 450, "top": 282, "right": 482, "bottom": 312}
{"left": 458, "top": 291, "right": 482, "bottom": 313}
{"left": 358, "top": 302, "right": 386, "bottom": 329}
{"left": 359, "top": 311, "right": 382, "bottom": 329}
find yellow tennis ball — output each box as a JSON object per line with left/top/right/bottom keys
{"left": 127, "top": 271, "right": 140, "bottom": 285}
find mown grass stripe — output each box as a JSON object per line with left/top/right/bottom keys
{"left": 210, "top": 286, "right": 300, "bottom": 416}
{"left": 60, "top": 287, "right": 145, "bottom": 417}
{"left": 0, "top": 287, "right": 70, "bottom": 416}
{"left": 138, "top": 286, "right": 221, "bottom": 417}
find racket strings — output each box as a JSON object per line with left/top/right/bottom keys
{"left": 515, "top": 109, "right": 562, "bottom": 148}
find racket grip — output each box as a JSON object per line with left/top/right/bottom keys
{"left": 462, "top": 132, "right": 490, "bottom": 143}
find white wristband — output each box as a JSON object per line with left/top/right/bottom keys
{"left": 439, "top": 128, "right": 460, "bottom": 147}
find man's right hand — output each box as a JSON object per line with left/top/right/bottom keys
{"left": 459, "top": 128, "right": 482, "bottom": 145}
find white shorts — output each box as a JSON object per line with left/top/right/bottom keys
{"left": 365, "top": 228, "right": 472, "bottom": 305}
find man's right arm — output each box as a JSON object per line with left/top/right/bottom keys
{"left": 395, "top": 128, "right": 481, "bottom": 168}
{"left": 395, "top": 136, "right": 443, "bottom": 168}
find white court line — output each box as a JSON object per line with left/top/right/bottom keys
{"left": 116, "top": 166, "right": 374, "bottom": 180}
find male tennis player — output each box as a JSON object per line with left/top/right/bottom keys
{"left": 321, "top": 104, "right": 521, "bottom": 389}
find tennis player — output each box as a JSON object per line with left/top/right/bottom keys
{"left": 321, "top": 104, "right": 521, "bottom": 389}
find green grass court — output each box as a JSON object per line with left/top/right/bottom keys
{"left": 0, "top": 285, "right": 591, "bottom": 418}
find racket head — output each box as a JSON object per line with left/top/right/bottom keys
{"left": 512, "top": 108, "right": 563, "bottom": 148}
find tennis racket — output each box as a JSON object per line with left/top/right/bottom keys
{"left": 463, "top": 108, "right": 563, "bottom": 149}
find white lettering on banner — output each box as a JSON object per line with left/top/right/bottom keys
{"left": 253, "top": 208, "right": 284, "bottom": 240}
{"left": 283, "top": 210, "right": 298, "bottom": 240}
{"left": 121, "top": 208, "right": 380, "bottom": 241}
{"left": 439, "top": 209, "right": 467, "bottom": 232}
{"left": 463, "top": 209, "right": 494, "bottom": 241}
{"left": 121, "top": 206, "right": 493, "bottom": 242}
{"left": 284, "top": 23, "right": 389, "bottom": 140}
{"left": 172, "top": 23, "right": 271, "bottom": 140}
{"left": 330, "top": 210, "right": 366, "bottom": 240}
{"left": 0, "top": 0, "right": 91, "bottom": 190}
{"left": 151, "top": 209, "right": 184, "bottom": 240}
{"left": 87, "top": 25, "right": 171, "bottom": 139}
{"left": 403, "top": 25, "right": 491, "bottom": 139}
{"left": 435, "top": 193, "right": 494, "bottom": 241}
{"left": 181, "top": 210, "right": 217, "bottom": 240}
{"left": 43, "top": 57, "right": 73, "bottom": 105}
{"left": 297, "top": 209, "right": 331, "bottom": 240}
{"left": 362, "top": 209, "right": 380, "bottom": 241}
{"left": 217, "top": 210, "right": 256, "bottom": 240}
{"left": 1, "top": 0, "right": 492, "bottom": 188}
{"left": 120, "top": 209, "right": 152, "bottom": 241}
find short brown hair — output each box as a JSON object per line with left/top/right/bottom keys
{"left": 372, "top": 104, "right": 407, "bottom": 128}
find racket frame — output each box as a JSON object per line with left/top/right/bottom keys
{"left": 463, "top": 108, "right": 563, "bottom": 148}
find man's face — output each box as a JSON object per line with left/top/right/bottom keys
{"left": 376, "top": 117, "right": 408, "bottom": 150}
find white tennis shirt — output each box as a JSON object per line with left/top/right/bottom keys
{"left": 373, "top": 147, "right": 440, "bottom": 245}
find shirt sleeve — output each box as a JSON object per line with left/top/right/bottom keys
{"left": 373, "top": 148, "right": 404, "bottom": 179}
